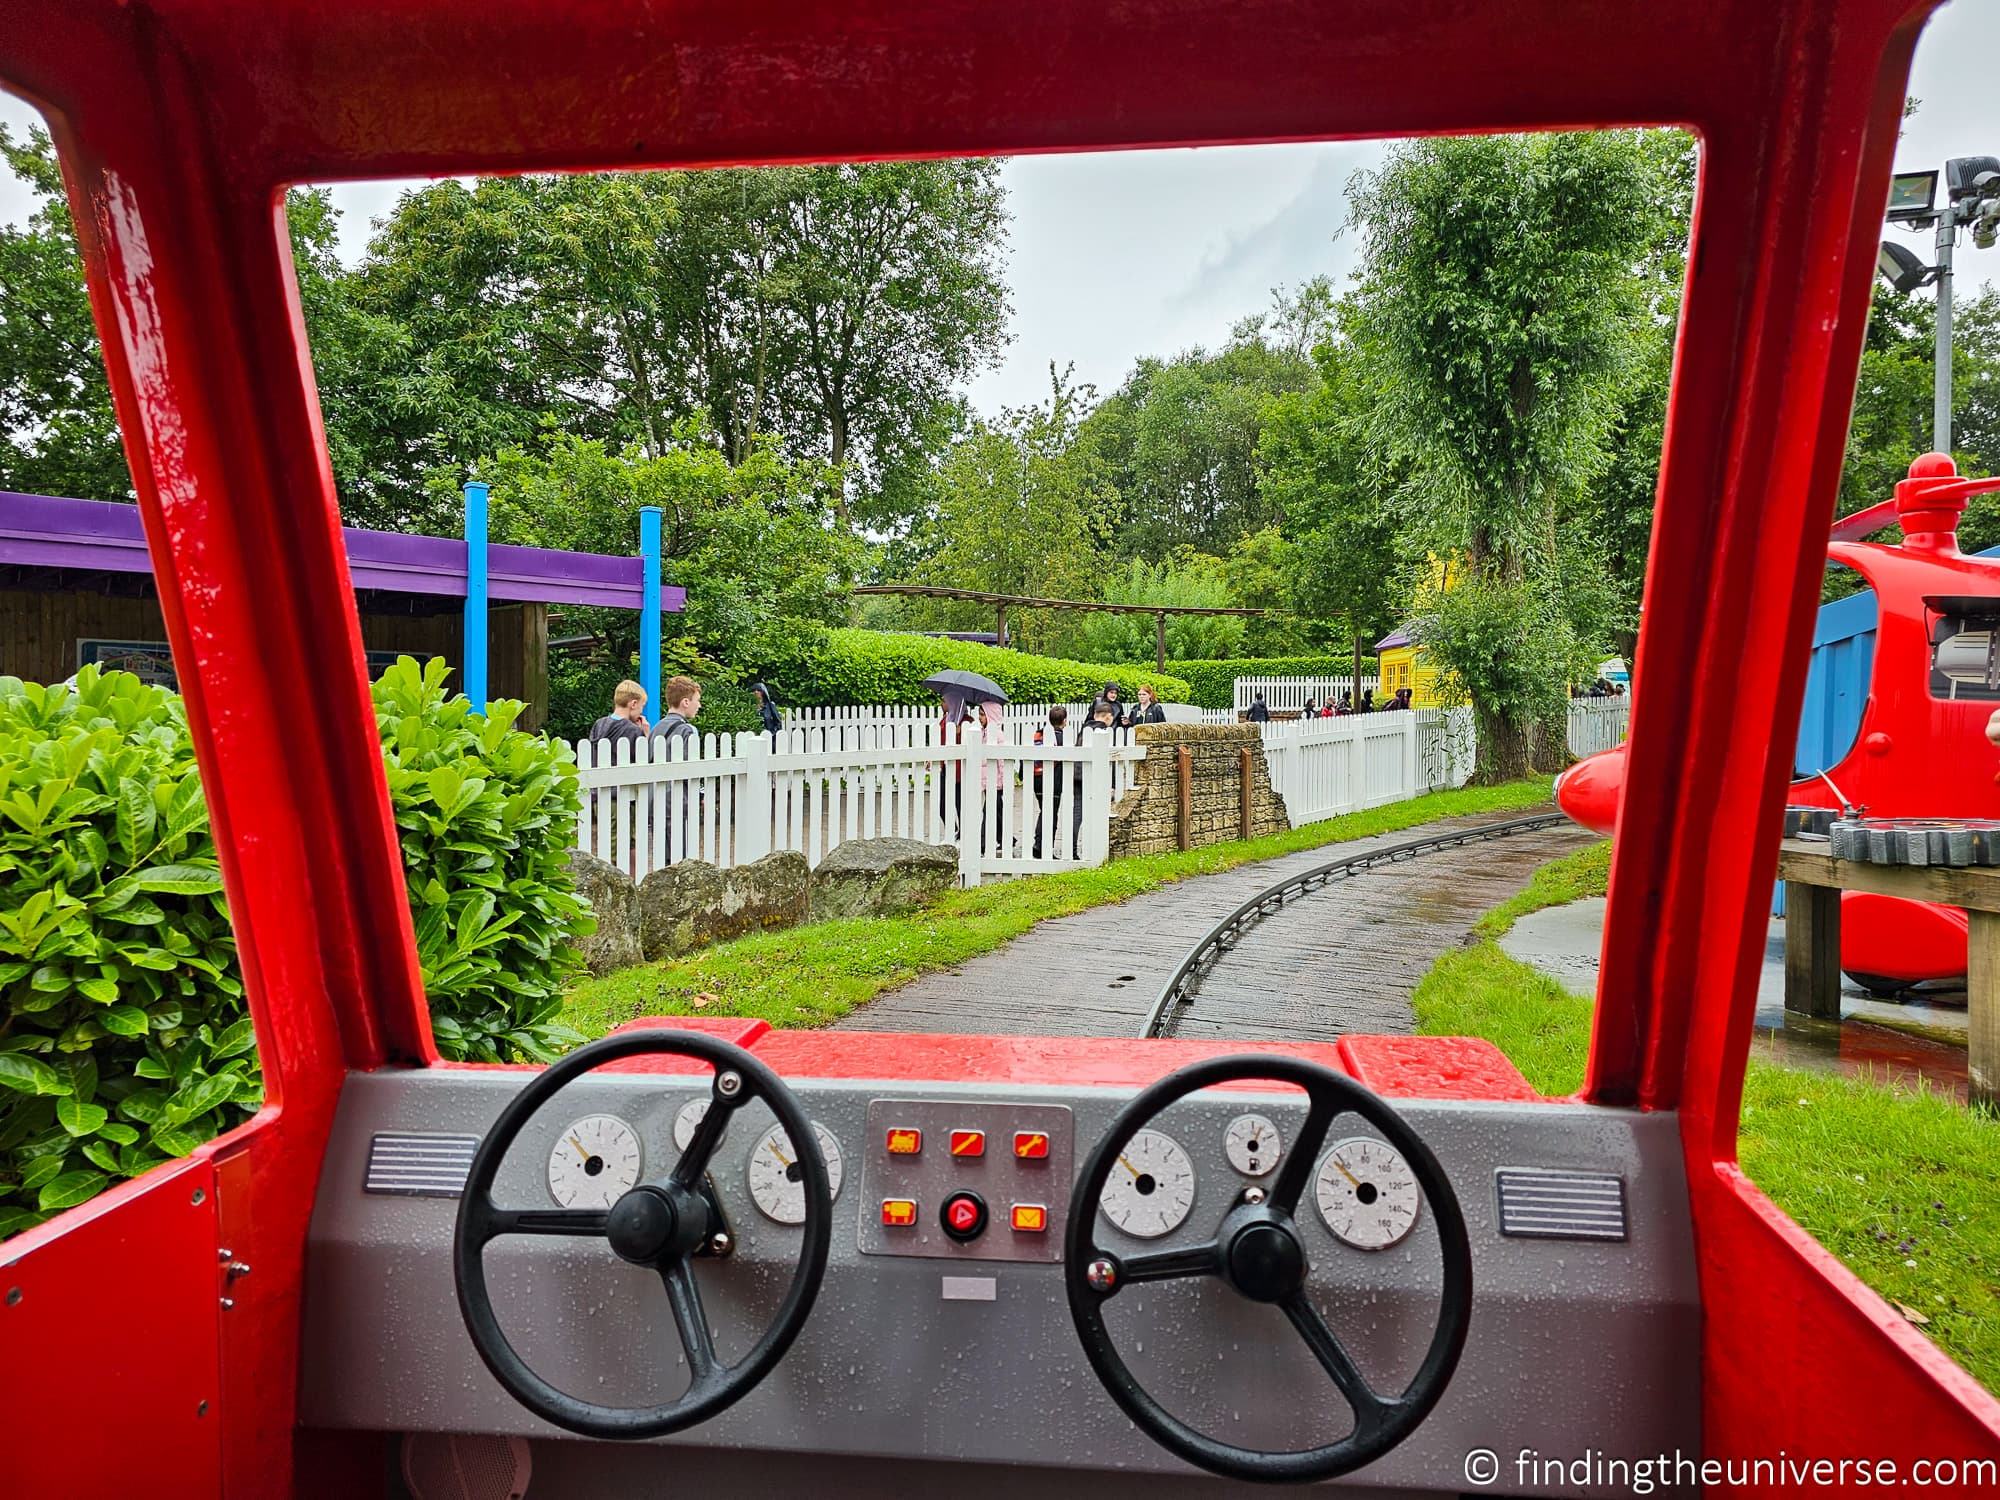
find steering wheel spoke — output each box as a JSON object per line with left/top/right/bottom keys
{"left": 669, "top": 1083, "right": 744, "bottom": 1189}
{"left": 1112, "top": 1240, "right": 1222, "bottom": 1290}
{"left": 661, "top": 1257, "right": 724, "bottom": 1392}
{"left": 1268, "top": 1093, "right": 1338, "bottom": 1213}
{"left": 479, "top": 1204, "right": 610, "bottom": 1241}
{"left": 1281, "top": 1291, "right": 1393, "bottom": 1440}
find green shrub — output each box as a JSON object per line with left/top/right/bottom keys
{"left": 754, "top": 625, "right": 1191, "bottom": 708}
{"left": 375, "top": 658, "right": 593, "bottom": 1063}
{"left": 1161, "top": 655, "right": 1381, "bottom": 710}
{"left": 1, "top": 658, "right": 595, "bottom": 1235}
{"left": 0, "top": 669, "right": 251, "bottom": 1238}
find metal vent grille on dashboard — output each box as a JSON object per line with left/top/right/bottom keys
{"left": 365, "top": 1132, "right": 480, "bottom": 1197}
{"left": 1494, "top": 1168, "right": 1628, "bottom": 1242}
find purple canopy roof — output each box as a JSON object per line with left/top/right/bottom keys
{"left": 0, "top": 492, "right": 686, "bottom": 612}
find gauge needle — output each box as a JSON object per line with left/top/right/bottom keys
{"left": 1118, "top": 1154, "right": 1142, "bottom": 1179}
{"left": 1332, "top": 1157, "right": 1362, "bottom": 1189}
{"left": 770, "top": 1142, "right": 793, "bottom": 1168}
{"left": 570, "top": 1133, "right": 590, "bottom": 1161}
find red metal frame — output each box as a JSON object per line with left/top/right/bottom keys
{"left": 4, "top": 0, "right": 1999, "bottom": 1495}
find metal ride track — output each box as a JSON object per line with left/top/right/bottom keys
{"left": 1140, "top": 812, "right": 1573, "bottom": 1039}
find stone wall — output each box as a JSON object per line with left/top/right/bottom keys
{"left": 1107, "top": 724, "right": 1290, "bottom": 860}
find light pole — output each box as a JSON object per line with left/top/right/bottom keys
{"left": 1877, "top": 156, "right": 2000, "bottom": 454}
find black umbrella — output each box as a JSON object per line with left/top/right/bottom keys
{"left": 921, "top": 669, "right": 1009, "bottom": 704}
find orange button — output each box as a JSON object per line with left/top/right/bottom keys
{"left": 949, "top": 1129, "right": 986, "bottom": 1158}
{"left": 881, "top": 1198, "right": 918, "bottom": 1227}
{"left": 1013, "top": 1131, "right": 1049, "bottom": 1160}
{"left": 886, "top": 1128, "right": 923, "bottom": 1156}
{"left": 1010, "top": 1203, "right": 1048, "bottom": 1233}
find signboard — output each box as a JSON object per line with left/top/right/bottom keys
{"left": 76, "top": 639, "right": 178, "bottom": 689}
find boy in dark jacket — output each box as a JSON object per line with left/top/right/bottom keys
{"left": 589, "top": 680, "right": 648, "bottom": 746}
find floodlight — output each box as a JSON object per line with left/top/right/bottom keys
{"left": 1877, "top": 240, "right": 1933, "bottom": 293}
{"left": 1887, "top": 169, "right": 1938, "bottom": 221}
{"left": 1946, "top": 155, "right": 2000, "bottom": 200}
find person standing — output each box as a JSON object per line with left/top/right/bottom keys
{"left": 649, "top": 675, "right": 703, "bottom": 860}
{"left": 1031, "top": 706, "right": 1085, "bottom": 860}
{"left": 589, "top": 679, "right": 648, "bottom": 747}
{"left": 1247, "top": 691, "right": 1270, "bottom": 723}
{"left": 1129, "top": 684, "right": 1166, "bottom": 726}
{"left": 975, "top": 699, "right": 1011, "bottom": 858}
{"left": 749, "top": 680, "right": 782, "bottom": 740}
{"left": 1100, "top": 681, "right": 1127, "bottom": 726}
{"left": 1358, "top": 689, "right": 1375, "bottom": 713}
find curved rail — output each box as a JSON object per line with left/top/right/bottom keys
{"left": 1140, "top": 811, "right": 1572, "bottom": 1039}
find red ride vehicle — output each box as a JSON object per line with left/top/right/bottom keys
{"left": 1559, "top": 454, "right": 2000, "bottom": 990}
{"left": 4, "top": 1, "right": 2000, "bottom": 1497}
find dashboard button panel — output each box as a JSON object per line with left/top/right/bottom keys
{"left": 858, "top": 1100, "right": 1073, "bottom": 1262}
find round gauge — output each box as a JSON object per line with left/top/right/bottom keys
{"left": 1223, "top": 1113, "right": 1282, "bottom": 1178}
{"left": 746, "top": 1121, "right": 844, "bottom": 1225}
{"left": 546, "top": 1114, "right": 642, "bottom": 1209}
{"left": 1314, "top": 1137, "right": 1421, "bottom": 1250}
{"left": 1098, "top": 1128, "right": 1196, "bottom": 1239}
{"left": 672, "top": 1097, "right": 715, "bottom": 1152}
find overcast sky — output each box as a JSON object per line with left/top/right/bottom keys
{"left": 2, "top": 0, "right": 1995, "bottom": 417}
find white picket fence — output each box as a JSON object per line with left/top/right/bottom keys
{"left": 572, "top": 697, "right": 1631, "bottom": 888}
{"left": 573, "top": 725, "right": 1131, "bottom": 886}
{"left": 1234, "top": 674, "right": 1382, "bottom": 715}
{"left": 1567, "top": 698, "right": 1630, "bottom": 757}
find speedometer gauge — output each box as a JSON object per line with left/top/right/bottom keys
{"left": 1315, "top": 1137, "right": 1420, "bottom": 1250}
{"left": 747, "top": 1122, "right": 843, "bottom": 1224}
{"left": 672, "top": 1097, "right": 716, "bottom": 1152}
{"left": 1098, "top": 1128, "right": 1196, "bottom": 1239}
{"left": 546, "top": 1114, "right": 641, "bottom": 1208}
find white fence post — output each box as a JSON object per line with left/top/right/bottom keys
{"left": 737, "top": 731, "right": 771, "bottom": 864}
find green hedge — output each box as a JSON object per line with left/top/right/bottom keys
{"left": 754, "top": 626, "right": 1192, "bottom": 708}
{"left": 1161, "top": 656, "right": 1379, "bottom": 710}
{"left": 0, "top": 659, "right": 592, "bottom": 1235}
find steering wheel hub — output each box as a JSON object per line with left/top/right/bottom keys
{"left": 606, "top": 1186, "right": 679, "bottom": 1264}
{"left": 1225, "top": 1217, "right": 1306, "bottom": 1303}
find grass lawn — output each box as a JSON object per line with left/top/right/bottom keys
{"left": 565, "top": 776, "right": 1554, "bottom": 1038}
{"left": 1413, "top": 841, "right": 2000, "bottom": 1392}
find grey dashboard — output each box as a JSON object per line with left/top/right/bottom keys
{"left": 302, "top": 1066, "right": 1700, "bottom": 1497}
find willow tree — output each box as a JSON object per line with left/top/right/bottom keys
{"left": 1344, "top": 131, "right": 1675, "bottom": 780}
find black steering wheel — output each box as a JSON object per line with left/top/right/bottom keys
{"left": 1063, "top": 1054, "right": 1472, "bottom": 1484}
{"left": 453, "top": 1029, "right": 832, "bottom": 1438}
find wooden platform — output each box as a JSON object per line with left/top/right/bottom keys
{"left": 835, "top": 809, "right": 1594, "bottom": 1041}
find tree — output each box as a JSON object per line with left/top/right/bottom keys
{"left": 0, "top": 125, "right": 129, "bottom": 500}
{"left": 911, "top": 368, "right": 1108, "bottom": 655}
{"left": 1070, "top": 552, "right": 1246, "bottom": 663}
{"left": 1257, "top": 340, "right": 1405, "bottom": 687}
{"left": 473, "top": 425, "right": 861, "bottom": 672}
{"left": 347, "top": 161, "right": 1009, "bottom": 532}
{"left": 1081, "top": 329, "right": 1316, "bottom": 559}
{"left": 1344, "top": 131, "right": 1666, "bottom": 779}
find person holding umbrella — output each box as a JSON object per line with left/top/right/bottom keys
{"left": 922, "top": 669, "right": 1010, "bottom": 841}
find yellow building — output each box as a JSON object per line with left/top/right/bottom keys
{"left": 1374, "top": 624, "right": 1447, "bottom": 707}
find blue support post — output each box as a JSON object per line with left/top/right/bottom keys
{"left": 462, "top": 481, "right": 490, "bottom": 713}
{"left": 639, "top": 506, "right": 663, "bottom": 716}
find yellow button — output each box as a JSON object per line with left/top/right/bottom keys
{"left": 881, "top": 1199, "right": 918, "bottom": 1228}
{"left": 1010, "top": 1203, "right": 1048, "bottom": 1233}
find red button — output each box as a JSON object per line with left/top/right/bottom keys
{"left": 949, "top": 1129, "right": 986, "bottom": 1158}
{"left": 886, "top": 1128, "right": 922, "bottom": 1155}
{"left": 881, "top": 1199, "right": 918, "bottom": 1227}
{"left": 1013, "top": 1131, "right": 1049, "bottom": 1160}
{"left": 940, "top": 1191, "right": 987, "bottom": 1241}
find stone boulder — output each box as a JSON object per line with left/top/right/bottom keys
{"left": 811, "top": 838, "right": 959, "bottom": 921}
{"left": 566, "top": 850, "right": 641, "bottom": 975}
{"left": 717, "top": 851, "right": 812, "bottom": 941}
{"left": 637, "top": 860, "right": 726, "bottom": 961}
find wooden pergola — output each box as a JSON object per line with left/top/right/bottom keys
{"left": 852, "top": 583, "right": 1264, "bottom": 670}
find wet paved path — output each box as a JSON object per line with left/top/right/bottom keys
{"left": 837, "top": 807, "right": 1594, "bottom": 1041}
